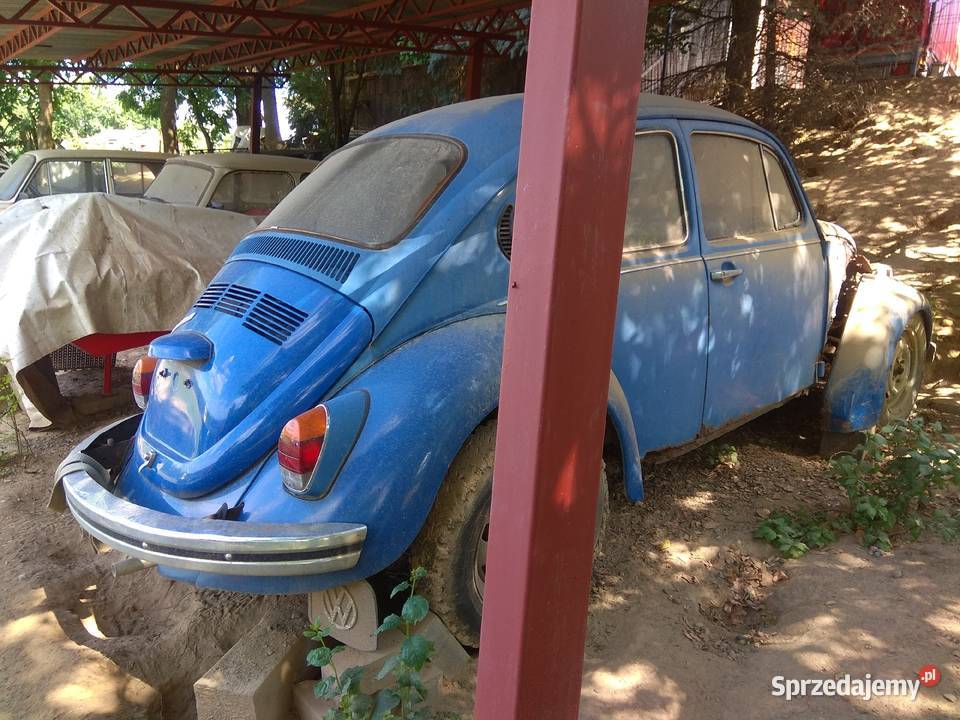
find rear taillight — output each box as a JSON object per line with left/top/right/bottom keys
{"left": 278, "top": 405, "right": 328, "bottom": 493}
{"left": 132, "top": 356, "right": 158, "bottom": 409}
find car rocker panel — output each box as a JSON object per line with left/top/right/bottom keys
{"left": 56, "top": 94, "right": 932, "bottom": 598}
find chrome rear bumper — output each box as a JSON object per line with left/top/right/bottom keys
{"left": 55, "top": 418, "right": 366, "bottom": 577}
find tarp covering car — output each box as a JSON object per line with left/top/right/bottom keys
{"left": 0, "top": 193, "right": 257, "bottom": 419}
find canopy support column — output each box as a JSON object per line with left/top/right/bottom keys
{"left": 474, "top": 1, "right": 649, "bottom": 719}
{"left": 250, "top": 73, "right": 263, "bottom": 154}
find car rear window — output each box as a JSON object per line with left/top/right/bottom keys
{"left": 145, "top": 162, "right": 214, "bottom": 205}
{"left": 0, "top": 154, "right": 35, "bottom": 201}
{"left": 623, "top": 132, "right": 687, "bottom": 251}
{"left": 691, "top": 134, "right": 776, "bottom": 241}
{"left": 209, "top": 171, "right": 295, "bottom": 216}
{"left": 112, "top": 160, "right": 161, "bottom": 197}
{"left": 262, "top": 136, "right": 464, "bottom": 248}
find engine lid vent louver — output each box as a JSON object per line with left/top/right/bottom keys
{"left": 192, "top": 283, "right": 308, "bottom": 345}
{"left": 232, "top": 234, "right": 360, "bottom": 284}
{"left": 497, "top": 204, "right": 514, "bottom": 260}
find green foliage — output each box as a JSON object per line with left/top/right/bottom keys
{"left": 305, "top": 567, "right": 458, "bottom": 720}
{"left": 708, "top": 443, "right": 739, "bottom": 469}
{"left": 754, "top": 511, "right": 837, "bottom": 559}
{"left": 0, "top": 362, "right": 28, "bottom": 464}
{"left": 756, "top": 419, "right": 960, "bottom": 557}
{"left": 118, "top": 84, "right": 234, "bottom": 152}
{"left": 831, "top": 418, "right": 960, "bottom": 550}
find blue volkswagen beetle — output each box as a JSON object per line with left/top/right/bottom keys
{"left": 54, "top": 94, "right": 934, "bottom": 646}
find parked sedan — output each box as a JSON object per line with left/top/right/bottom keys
{"left": 0, "top": 149, "right": 168, "bottom": 210}
{"left": 144, "top": 153, "right": 318, "bottom": 216}
{"left": 55, "top": 95, "right": 933, "bottom": 648}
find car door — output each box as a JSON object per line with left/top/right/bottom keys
{"left": 682, "top": 122, "right": 827, "bottom": 431}
{"left": 613, "top": 121, "right": 709, "bottom": 455}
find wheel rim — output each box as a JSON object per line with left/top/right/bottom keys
{"left": 470, "top": 478, "right": 606, "bottom": 601}
{"left": 472, "top": 515, "right": 489, "bottom": 598}
{"left": 883, "top": 319, "right": 924, "bottom": 421}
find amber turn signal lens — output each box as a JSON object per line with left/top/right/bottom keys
{"left": 132, "top": 356, "right": 159, "bottom": 409}
{"left": 278, "top": 405, "right": 329, "bottom": 493}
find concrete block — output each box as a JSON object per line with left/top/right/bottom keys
{"left": 195, "top": 607, "right": 308, "bottom": 720}
{"left": 320, "top": 612, "right": 470, "bottom": 694}
{"left": 292, "top": 680, "right": 336, "bottom": 720}
{"left": 308, "top": 580, "right": 379, "bottom": 651}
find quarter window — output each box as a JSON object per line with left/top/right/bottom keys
{"left": 691, "top": 134, "right": 775, "bottom": 240}
{"left": 761, "top": 147, "right": 801, "bottom": 229}
{"left": 623, "top": 133, "right": 687, "bottom": 251}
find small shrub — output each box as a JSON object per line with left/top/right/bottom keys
{"left": 754, "top": 511, "right": 836, "bottom": 559}
{"left": 305, "top": 567, "right": 459, "bottom": 720}
{"left": 0, "top": 363, "right": 27, "bottom": 463}
{"left": 756, "top": 418, "right": 960, "bottom": 557}
{"left": 832, "top": 418, "right": 960, "bottom": 550}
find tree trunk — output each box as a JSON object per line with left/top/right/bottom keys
{"left": 37, "top": 81, "right": 54, "bottom": 149}
{"left": 160, "top": 86, "right": 179, "bottom": 154}
{"left": 235, "top": 88, "right": 251, "bottom": 127}
{"left": 761, "top": 0, "right": 779, "bottom": 124}
{"left": 262, "top": 78, "right": 282, "bottom": 150}
{"left": 723, "top": 0, "right": 762, "bottom": 113}
{"left": 326, "top": 61, "right": 367, "bottom": 148}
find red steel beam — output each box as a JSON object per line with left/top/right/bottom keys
{"left": 0, "top": 61, "right": 282, "bottom": 85}
{"left": 0, "top": 0, "right": 101, "bottom": 63}
{"left": 157, "top": 0, "right": 511, "bottom": 71}
{"left": 159, "top": 1, "right": 528, "bottom": 70}
{"left": 473, "top": 0, "right": 648, "bottom": 718}
{"left": 85, "top": 0, "right": 291, "bottom": 65}
{"left": 0, "top": 0, "right": 516, "bottom": 46}
{"left": 184, "top": 3, "right": 528, "bottom": 72}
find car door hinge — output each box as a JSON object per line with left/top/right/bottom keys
{"left": 815, "top": 360, "right": 827, "bottom": 380}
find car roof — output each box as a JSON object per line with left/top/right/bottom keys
{"left": 24, "top": 149, "right": 170, "bottom": 161}
{"left": 365, "top": 93, "right": 764, "bottom": 168}
{"left": 165, "top": 153, "right": 319, "bottom": 173}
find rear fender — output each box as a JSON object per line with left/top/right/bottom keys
{"left": 823, "top": 271, "right": 933, "bottom": 433}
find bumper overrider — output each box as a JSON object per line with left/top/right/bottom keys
{"left": 53, "top": 416, "right": 366, "bottom": 577}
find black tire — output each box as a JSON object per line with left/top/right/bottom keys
{"left": 410, "top": 419, "right": 609, "bottom": 647}
{"left": 877, "top": 313, "right": 927, "bottom": 426}
{"left": 820, "top": 313, "right": 927, "bottom": 457}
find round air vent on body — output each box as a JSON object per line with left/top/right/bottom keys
{"left": 496, "top": 203, "right": 514, "bottom": 260}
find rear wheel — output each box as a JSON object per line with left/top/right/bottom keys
{"left": 410, "top": 419, "right": 609, "bottom": 647}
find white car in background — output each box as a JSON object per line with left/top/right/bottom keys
{"left": 0, "top": 149, "right": 168, "bottom": 211}
{"left": 0, "top": 152, "right": 319, "bottom": 428}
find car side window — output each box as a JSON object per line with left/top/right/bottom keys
{"left": 111, "top": 161, "right": 160, "bottom": 197}
{"left": 761, "top": 147, "right": 801, "bottom": 230}
{"left": 623, "top": 132, "right": 687, "bottom": 252}
{"left": 209, "top": 171, "right": 295, "bottom": 216}
{"left": 691, "top": 134, "right": 775, "bottom": 241}
{"left": 22, "top": 160, "right": 107, "bottom": 198}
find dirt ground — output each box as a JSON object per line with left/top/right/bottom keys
{"left": 1, "top": 79, "right": 959, "bottom": 720}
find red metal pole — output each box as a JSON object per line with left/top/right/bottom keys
{"left": 465, "top": 40, "right": 484, "bottom": 99}
{"left": 474, "top": 1, "right": 648, "bottom": 719}
{"left": 250, "top": 74, "right": 263, "bottom": 154}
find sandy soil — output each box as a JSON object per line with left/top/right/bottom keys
{"left": 0, "top": 79, "right": 959, "bottom": 719}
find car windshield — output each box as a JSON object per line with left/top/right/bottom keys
{"left": 261, "top": 136, "right": 463, "bottom": 248}
{"left": 145, "top": 162, "right": 214, "bottom": 205}
{"left": 0, "top": 154, "right": 36, "bottom": 201}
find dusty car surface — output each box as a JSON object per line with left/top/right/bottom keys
{"left": 144, "top": 153, "right": 318, "bottom": 216}
{"left": 1, "top": 152, "right": 318, "bottom": 428}
{"left": 0, "top": 149, "right": 168, "bottom": 211}
{"left": 55, "top": 94, "right": 934, "bottom": 647}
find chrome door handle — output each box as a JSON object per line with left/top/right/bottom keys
{"left": 710, "top": 267, "right": 743, "bottom": 282}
